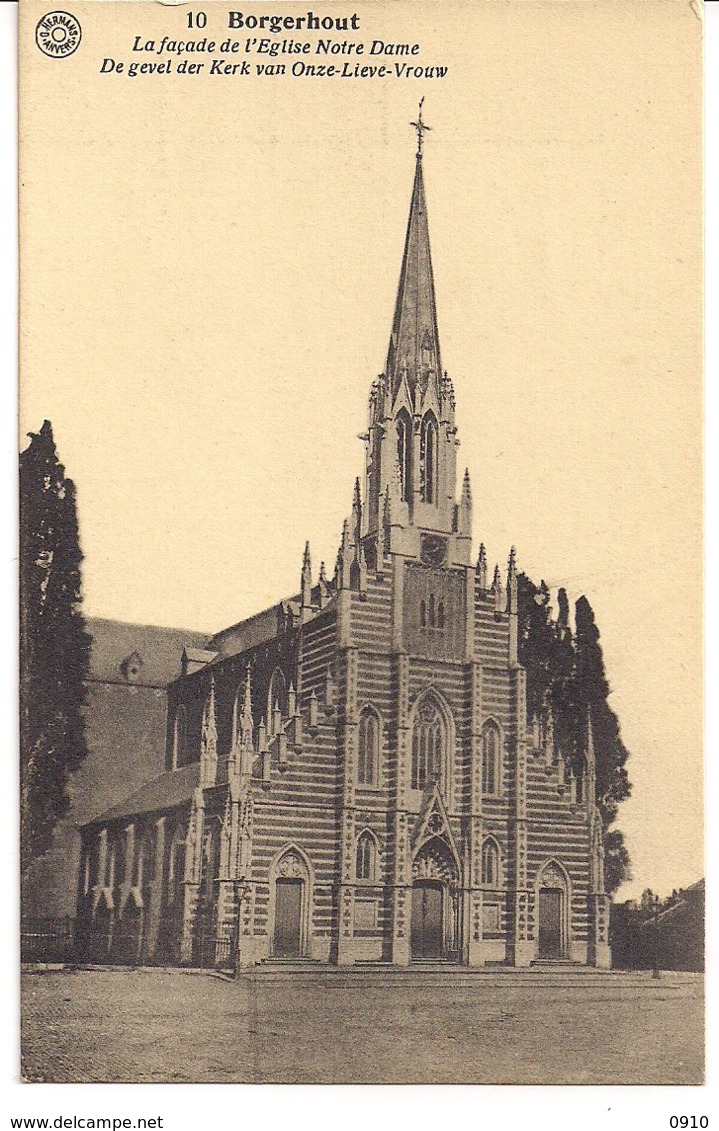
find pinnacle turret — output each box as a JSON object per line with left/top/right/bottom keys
{"left": 301, "top": 541, "right": 313, "bottom": 620}
{"left": 476, "top": 543, "right": 488, "bottom": 589}
{"left": 200, "top": 675, "right": 218, "bottom": 787}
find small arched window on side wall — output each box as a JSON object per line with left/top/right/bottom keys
{"left": 420, "top": 411, "right": 438, "bottom": 504}
{"left": 356, "top": 830, "right": 377, "bottom": 881}
{"left": 481, "top": 721, "right": 501, "bottom": 796}
{"left": 481, "top": 838, "right": 500, "bottom": 887}
{"left": 173, "top": 705, "right": 187, "bottom": 769}
{"left": 396, "top": 410, "right": 412, "bottom": 503}
{"left": 357, "top": 707, "right": 380, "bottom": 787}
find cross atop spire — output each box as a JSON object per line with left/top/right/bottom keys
{"left": 410, "top": 97, "right": 431, "bottom": 158}
{"left": 385, "top": 108, "right": 441, "bottom": 397}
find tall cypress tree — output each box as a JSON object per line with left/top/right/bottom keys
{"left": 573, "top": 596, "right": 631, "bottom": 827}
{"left": 517, "top": 573, "right": 554, "bottom": 721}
{"left": 517, "top": 579, "right": 632, "bottom": 894}
{"left": 20, "top": 421, "right": 91, "bottom": 878}
{"left": 572, "top": 595, "right": 632, "bottom": 892}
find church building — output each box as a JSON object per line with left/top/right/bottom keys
{"left": 76, "top": 115, "right": 611, "bottom": 970}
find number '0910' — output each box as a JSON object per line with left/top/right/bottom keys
{"left": 670, "top": 1119, "right": 708, "bottom": 1128}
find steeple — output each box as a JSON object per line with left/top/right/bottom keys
{"left": 386, "top": 100, "right": 442, "bottom": 399}
{"left": 359, "top": 106, "right": 467, "bottom": 565}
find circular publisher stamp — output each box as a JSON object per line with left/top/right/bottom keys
{"left": 35, "top": 11, "right": 82, "bottom": 59}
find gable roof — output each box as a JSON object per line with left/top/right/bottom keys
{"left": 86, "top": 617, "right": 210, "bottom": 687}
{"left": 83, "top": 762, "right": 200, "bottom": 826}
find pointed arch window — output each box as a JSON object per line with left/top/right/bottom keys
{"left": 107, "top": 832, "right": 126, "bottom": 891}
{"left": 411, "top": 696, "right": 445, "bottom": 792}
{"left": 428, "top": 593, "right": 436, "bottom": 627}
{"left": 482, "top": 721, "right": 501, "bottom": 796}
{"left": 167, "top": 828, "right": 186, "bottom": 909}
{"left": 104, "top": 836, "right": 117, "bottom": 889}
{"left": 357, "top": 707, "right": 380, "bottom": 787}
{"left": 420, "top": 412, "right": 438, "bottom": 504}
{"left": 201, "top": 824, "right": 221, "bottom": 903}
{"left": 356, "top": 830, "right": 377, "bottom": 881}
{"left": 173, "top": 705, "right": 187, "bottom": 769}
{"left": 86, "top": 837, "right": 100, "bottom": 893}
{"left": 133, "top": 828, "right": 155, "bottom": 889}
{"left": 437, "top": 600, "right": 445, "bottom": 629}
{"left": 396, "top": 411, "right": 411, "bottom": 503}
{"left": 420, "top": 599, "right": 427, "bottom": 627}
{"left": 481, "top": 839, "right": 500, "bottom": 887}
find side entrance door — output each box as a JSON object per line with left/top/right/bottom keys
{"left": 411, "top": 882, "right": 443, "bottom": 959}
{"left": 273, "top": 878, "right": 302, "bottom": 957}
{"left": 538, "top": 887, "right": 563, "bottom": 958}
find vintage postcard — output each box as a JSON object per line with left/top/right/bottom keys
{"left": 17, "top": 0, "right": 704, "bottom": 1091}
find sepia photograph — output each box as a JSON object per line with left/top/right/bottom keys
{"left": 16, "top": 0, "right": 704, "bottom": 1092}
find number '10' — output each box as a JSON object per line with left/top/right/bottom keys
{"left": 670, "top": 1119, "right": 708, "bottom": 1128}
{"left": 187, "top": 11, "right": 207, "bottom": 28}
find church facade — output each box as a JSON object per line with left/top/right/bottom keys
{"left": 76, "top": 127, "right": 611, "bottom": 970}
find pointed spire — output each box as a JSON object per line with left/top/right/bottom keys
{"left": 301, "top": 540, "right": 313, "bottom": 620}
{"left": 507, "top": 546, "right": 518, "bottom": 613}
{"left": 241, "top": 669, "right": 253, "bottom": 741}
{"left": 461, "top": 467, "right": 472, "bottom": 506}
{"left": 457, "top": 467, "right": 472, "bottom": 537}
{"left": 586, "top": 707, "right": 595, "bottom": 761}
{"left": 492, "top": 563, "right": 504, "bottom": 615}
{"left": 336, "top": 518, "right": 352, "bottom": 590}
{"left": 318, "top": 560, "right": 330, "bottom": 609}
{"left": 477, "top": 543, "right": 488, "bottom": 590}
{"left": 200, "top": 675, "right": 218, "bottom": 788}
{"left": 352, "top": 477, "right": 362, "bottom": 534}
{"left": 386, "top": 131, "right": 441, "bottom": 398}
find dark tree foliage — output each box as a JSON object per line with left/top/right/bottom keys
{"left": 517, "top": 574, "right": 632, "bottom": 894}
{"left": 20, "top": 421, "right": 91, "bottom": 876}
{"left": 604, "top": 828, "right": 632, "bottom": 896}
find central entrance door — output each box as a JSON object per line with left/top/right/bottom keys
{"left": 538, "top": 887, "right": 563, "bottom": 958}
{"left": 273, "top": 878, "right": 302, "bottom": 957}
{"left": 411, "top": 881, "right": 443, "bottom": 959}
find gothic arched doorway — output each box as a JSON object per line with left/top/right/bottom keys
{"left": 411, "top": 838, "right": 459, "bottom": 960}
{"left": 536, "top": 860, "right": 571, "bottom": 960}
{"left": 270, "top": 847, "right": 312, "bottom": 959}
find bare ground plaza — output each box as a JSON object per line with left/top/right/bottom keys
{"left": 21, "top": 968, "right": 703, "bottom": 1085}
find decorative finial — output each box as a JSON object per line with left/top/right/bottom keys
{"left": 410, "top": 97, "right": 431, "bottom": 157}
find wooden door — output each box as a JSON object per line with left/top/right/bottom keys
{"left": 411, "top": 882, "right": 443, "bottom": 959}
{"left": 538, "top": 887, "right": 562, "bottom": 958}
{"left": 273, "top": 879, "right": 302, "bottom": 957}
